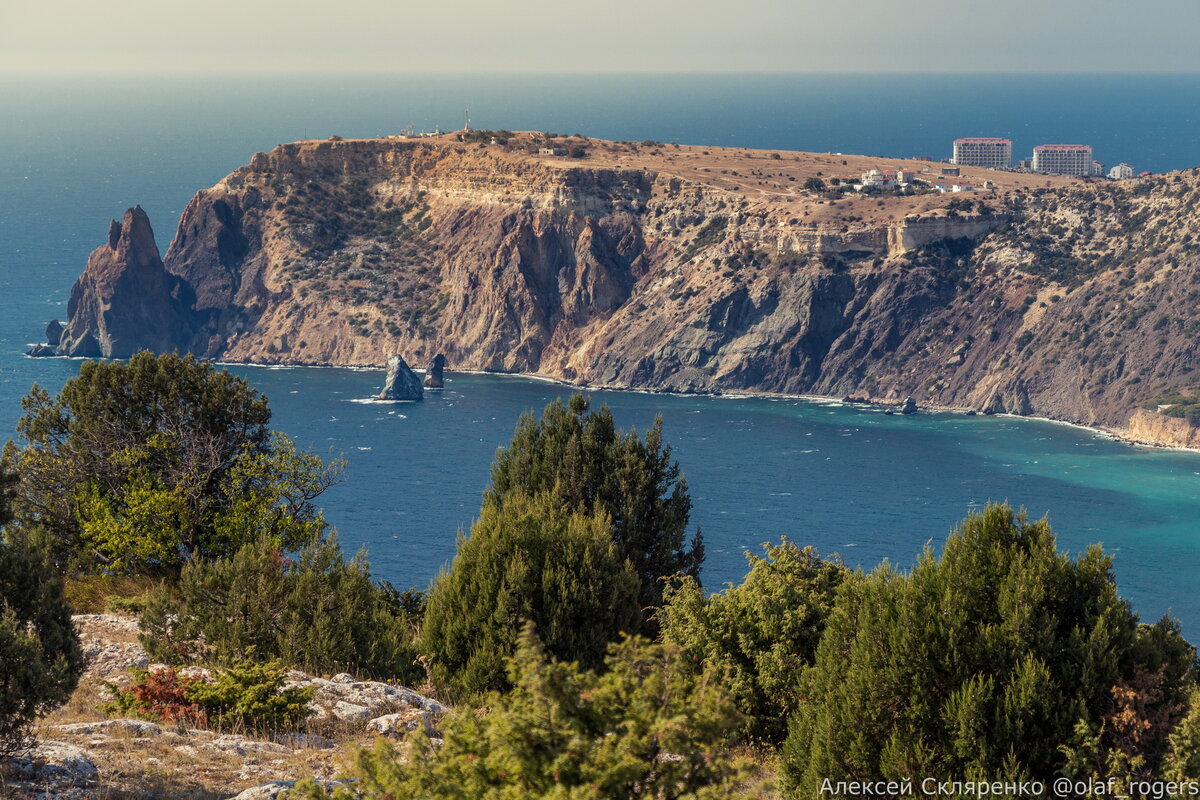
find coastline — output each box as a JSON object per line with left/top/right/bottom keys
{"left": 209, "top": 356, "right": 1198, "bottom": 455}
{"left": 31, "top": 351, "right": 1193, "bottom": 452}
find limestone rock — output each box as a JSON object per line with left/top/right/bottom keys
{"left": 368, "top": 710, "right": 439, "bottom": 738}
{"left": 12, "top": 740, "right": 99, "bottom": 785}
{"left": 424, "top": 353, "right": 447, "bottom": 388}
{"left": 26, "top": 343, "right": 57, "bottom": 357}
{"left": 376, "top": 354, "right": 423, "bottom": 401}
{"left": 899, "top": 396, "right": 918, "bottom": 415}
{"left": 331, "top": 700, "right": 374, "bottom": 722}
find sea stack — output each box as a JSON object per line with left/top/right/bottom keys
{"left": 424, "top": 353, "right": 446, "bottom": 388}
{"left": 55, "top": 206, "right": 196, "bottom": 358}
{"left": 377, "top": 354, "right": 424, "bottom": 401}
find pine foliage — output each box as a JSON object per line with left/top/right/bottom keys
{"left": 139, "top": 533, "right": 422, "bottom": 682}
{"left": 659, "top": 539, "right": 846, "bottom": 744}
{"left": 419, "top": 493, "right": 640, "bottom": 700}
{"left": 782, "top": 503, "right": 1194, "bottom": 796}
{"left": 0, "top": 531, "right": 84, "bottom": 758}
{"left": 298, "top": 626, "right": 752, "bottom": 800}
{"left": 487, "top": 394, "right": 703, "bottom": 620}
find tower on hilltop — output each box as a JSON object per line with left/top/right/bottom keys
{"left": 463, "top": 109, "right": 472, "bottom": 134}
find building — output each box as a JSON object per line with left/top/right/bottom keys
{"left": 1108, "top": 163, "right": 1135, "bottom": 179}
{"left": 896, "top": 169, "right": 917, "bottom": 183}
{"left": 941, "top": 166, "right": 961, "bottom": 177}
{"left": 952, "top": 138, "right": 1012, "bottom": 169}
{"left": 1091, "top": 161, "right": 1105, "bottom": 177}
{"left": 1031, "top": 144, "right": 1093, "bottom": 176}
{"left": 861, "top": 169, "right": 898, "bottom": 189}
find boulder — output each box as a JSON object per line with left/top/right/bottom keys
{"left": 899, "top": 396, "right": 918, "bottom": 415}
{"left": 26, "top": 343, "right": 57, "bottom": 357}
{"left": 367, "top": 710, "right": 438, "bottom": 738}
{"left": 376, "top": 354, "right": 423, "bottom": 401}
{"left": 424, "top": 353, "right": 447, "bottom": 388}
{"left": 331, "top": 700, "right": 374, "bottom": 722}
{"left": 13, "top": 741, "right": 99, "bottom": 785}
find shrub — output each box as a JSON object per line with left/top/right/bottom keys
{"left": 782, "top": 503, "right": 1195, "bottom": 797}
{"left": 298, "top": 627, "right": 751, "bottom": 800}
{"left": 659, "top": 539, "right": 846, "bottom": 744}
{"left": 0, "top": 530, "right": 85, "bottom": 758}
{"left": 9, "top": 352, "right": 341, "bottom": 574}
{"left": 103, "top": 666, "right": 204, "bottom": 726}
{"left": 186, "top": 661, "right": 314, "bottom": 731}
{"left": 486, "top": 394, "right": 702, "bottom": 625}
{"left": 419, "top": 493, "right": 640, "bottom": 700}
{"left": 139, "top": 533, "right": 422, "bottom": 682}
{"left": 107, "top": 661, "right": 314, "bottom": 732}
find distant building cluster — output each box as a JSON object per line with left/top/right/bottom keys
{"left": 950, "top": 137, "right": 1138, "bottom": 179}
{"left": 952, "top": 138, "right": 1012, "bottom": 170}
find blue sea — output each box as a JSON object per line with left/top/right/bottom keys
{"left": 3, "top": 74, "right": 1200, "bottom": 631}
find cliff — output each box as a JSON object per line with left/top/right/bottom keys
{"left": 50, "top": 133, "right": 1200, "bottom": 446}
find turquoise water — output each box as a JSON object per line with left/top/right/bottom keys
{"left": 3, "top": 74, "right": 1200, "bottom": 632}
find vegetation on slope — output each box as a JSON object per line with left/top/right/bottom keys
{"left": 5, "top": 352, "right": 1200, "bottom": 798}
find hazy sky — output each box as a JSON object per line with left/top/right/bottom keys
{"left": 3, "top": 0, "right": 1198, "bottom": 75}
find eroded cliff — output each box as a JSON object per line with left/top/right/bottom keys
{"left": 51, "top": 134, "right": 1200, "bottom": 446}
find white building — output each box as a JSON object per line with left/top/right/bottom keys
{"left": 1108, "top": 163, "right": 1135, "bottom": 179}
{"left": 1031, "top": 144, "right": 1093, "bottom": 176}
{"left": 860, "top": 169, "right": 888, "bottom": 188}
{"left": 952, "top": 138, "right": 1012, "bottom": 169}
{"left": 1091, "top": 160, "right": 1105, "bottom": 177}
{"left": 896, "top": 169, "right": 917, "bottom": 183}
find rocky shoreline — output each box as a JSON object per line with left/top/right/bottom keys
{"left": 33, "top": 135, "right": 1200, "bottom": 451}
{"left": 4, "top": 615, "right": 447, "bottom": 799}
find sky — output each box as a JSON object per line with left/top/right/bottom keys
{"left": 2, "top": 0, "right": 1198, "bottom": 75}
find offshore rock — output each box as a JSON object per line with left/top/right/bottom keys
{"left": 46, "top": 319, "right": 64, "bottom": 346}
{"left": 899, "top": 396, "right": 918, "bottom": 415}
{"left": 424, "top": 353, "right": 446, "bottom": 388}
{"left": 376, "top": 354, "right": 423, "bottom": 401}
{"left": 56, "top": 206, "right": 196, "bottom": 358}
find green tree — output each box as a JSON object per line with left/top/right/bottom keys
{"left": 659, "top": 539, "right": 846, "bottom": 744}
{"left": 782, "top": 503, "right": 1194, "bottom": 797}
{"left": 298, "top": 627, "right": 752, "bottom": 800}
{"left": 139, "top": 533, "right": 422, "bottom": 682}
{"left": 419, "top": 493, "right": 640, "bottom": 700}
{"left": 0, "top": 529, "right": 84, "bottom": 758}
{"left": 9, "top": 352, "right": 339, "bottom": 574}
{"left": 487, "top": 394, "right": 703, "bottom": 622}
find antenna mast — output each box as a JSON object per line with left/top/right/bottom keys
{"left": 463, "top": 109, "right": 472, "bottom": 133}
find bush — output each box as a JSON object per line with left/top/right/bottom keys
{"left": 419, "top": 493, "right": 640, "bottom": 700}
{"left": 298, "top": 627, "right": 751, "bottom": 800}
{"left": 0, "top": 530, "right": 84, "bottom": 758}
{"left": 139, "top": 533, "right": 422, "bottom": 682}
{"left": 782, "top": 503, "right": 1195, "bottom": 797}
{"left": 106, "top": 661, "right": 314, "bottom": 732}
{"left": 659, "top": 539, "right": 846, "bottom": 744}
{"left": 487, "top": 394, "right": 702, "bottom": 625}
{"left": 9, "top": 352, "right": 341, "bottom": 574}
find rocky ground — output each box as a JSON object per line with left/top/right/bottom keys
{"left": 1, "top": 615, "right": 447, "bottom": 799}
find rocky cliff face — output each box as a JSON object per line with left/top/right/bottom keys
{"left": 57, "top": 206, "right": 197, "bottom": 358}
{"left": 52, "top": 136, "right": 1200, "bottom": 446}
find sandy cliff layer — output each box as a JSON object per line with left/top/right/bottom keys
{"left": 50, "top": 134, "right": 1200, "bottom": 446}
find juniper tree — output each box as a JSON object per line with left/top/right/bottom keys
{"left": 419, "top": 493, "right": 640, "bottom": 700}
{"left": 486, "top": 394, "right": 703, "bottom": 623}
{"left": 782, "top": 503, "right": 1195, "bottom": 797}
{"left": 9, "top": 352, "right": 339, "bottom": 574}
{"left": 659, "top": 539, "right": 846, "bottom": 744}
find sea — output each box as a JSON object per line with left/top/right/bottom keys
{"left": 3, "top": 73, "right": 1200, "bottom": 631}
